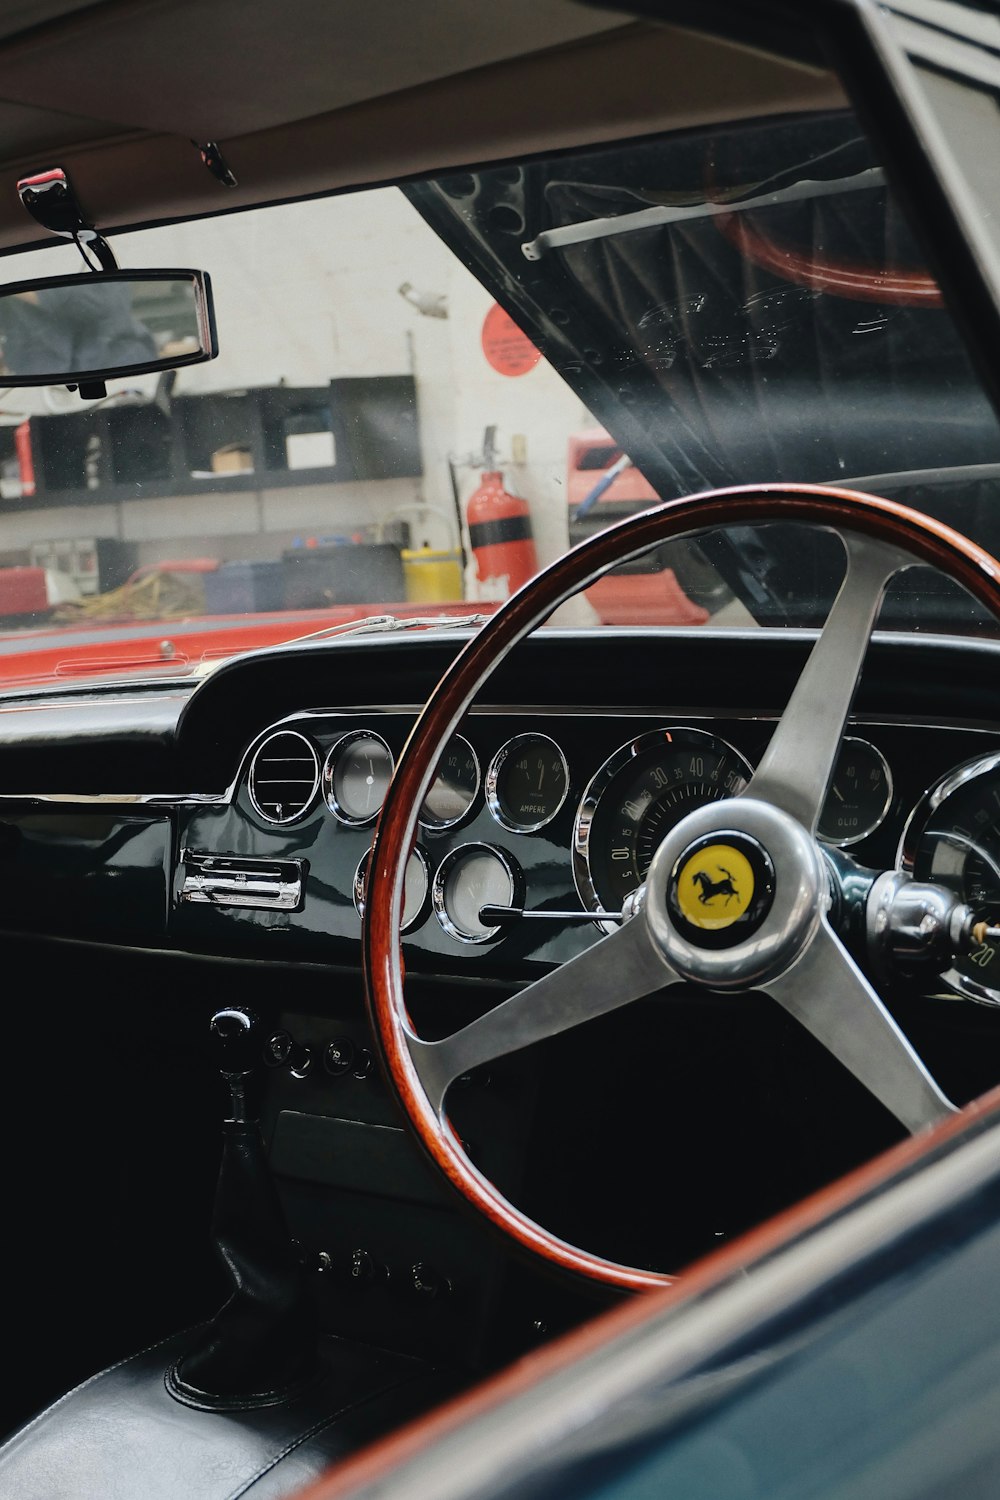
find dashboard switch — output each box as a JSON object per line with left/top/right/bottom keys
{"left": 410, "top": 1262, "right": 450, "bottom": 1300}
{"left": 289, "top": 1042, "right": 313, "bottom": 1078}
{"left": 323, "top": 1037, "right": 356, "bottom": 1076}
{"left": 350, "top": 1248, "right": 386, "bottom": 1285}
{"left": 264, "top": 1030, "right": 292, "bottom": 1067}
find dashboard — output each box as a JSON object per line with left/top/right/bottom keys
{"left": 7, "top": 626, "right": 1000, "bottom": 1344}
{"left": 176, "top": 703, "right": 1000, "bottom": 1001}
{"left": 5, "top": 626, "right": 1000, "bottom": 1010}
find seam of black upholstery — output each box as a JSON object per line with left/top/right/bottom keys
{"left": 0, "top": 1324, "right": 204, "bottom": 1452}
{"left": 229, "top": 1373, "right": 419, "bottom": 1500}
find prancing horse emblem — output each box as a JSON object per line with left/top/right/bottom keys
{"left": 691, "top": 867, "right": 738, "bottom": 906}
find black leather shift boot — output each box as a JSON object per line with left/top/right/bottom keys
{"left": 167, "top": 1118, "right": 318, "bottom": 1409}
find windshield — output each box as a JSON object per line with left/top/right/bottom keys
{"left": 0, "top": 100, "right": 998, "bottom": 688}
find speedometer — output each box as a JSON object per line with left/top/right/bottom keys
{"left": 574, "top": 727, "right": 752, "bottom": 919}
{"left": 906, "top": 751, "right": 1000, "bottom": 1005}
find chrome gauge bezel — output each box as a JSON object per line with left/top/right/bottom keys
{"left": 419, "top": 733, "right": 481, "bottom": 830}
{"left": 432, "top": 842, "right": 523, "bottom": 944}
{"left": 322, "top": 729, "right": 394, "bottom": 827}
{"left": 817, "top": 735, "right": 894, "bottom": 848}
{"left": 247, "top": 728, "right": 321, "bottom": 826}
{"left": 573, "top": 726, "right": 753, "bottom": 933}
{"left": 354, "top": 843, "right": 429, "bottom": 933}
{"left": 486, "top": 733, "right": 570, "bottom": 833}
{"left": 898, "top": 748, "right": 1000, "bottom": 1007}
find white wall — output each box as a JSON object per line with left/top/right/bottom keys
{"left": 0, "top": 189, "right": 594, "bottom": 581}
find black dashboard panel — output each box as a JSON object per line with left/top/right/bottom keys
{"left": 174, "top": 705, "right": 1000, "bottom": 979}
{"left": 4, "top": 628, "right": 1000, "bottom": 984}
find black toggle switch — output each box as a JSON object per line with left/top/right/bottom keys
{"left": 350, "top": 1248, "right": 387, "bottom": 1285}
{"left": 264, "top": 1030, "right": 292, "bottom": 1067}
{"left": 410, "top": 1261, "right": 450, "bottom": 1300}
{"left": 288, "top": 1042, "right": 313, "bottom": 1078}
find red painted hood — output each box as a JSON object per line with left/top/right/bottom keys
{"left": 0, "top": 600, "right": 490, "bottom": 689}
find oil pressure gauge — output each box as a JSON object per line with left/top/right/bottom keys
{"left": 817, "top": 737, "right": 892, "bottom": 847}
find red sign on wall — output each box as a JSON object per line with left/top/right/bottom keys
{"left": 481, "top": 303, "right": 542, "bottom": 377}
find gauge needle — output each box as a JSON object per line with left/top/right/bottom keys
{"left": 831, "top": 784, "right": 845, "bottom": 802}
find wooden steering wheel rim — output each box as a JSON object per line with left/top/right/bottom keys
{"left": 363, "top": 483, "right": 1000, "bottom": 1292}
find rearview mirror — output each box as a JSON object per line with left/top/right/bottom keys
{"left": 0, "top": 268, "right": 217, "bottom": 387}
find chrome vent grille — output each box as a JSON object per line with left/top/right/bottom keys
{"left": 248, "top": 730, "right": 320, "bottom": 824}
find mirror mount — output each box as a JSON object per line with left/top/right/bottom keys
{"left": 16, "top": 166, "right": 118, "bottom": 273}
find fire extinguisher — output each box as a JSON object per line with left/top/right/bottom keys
{"left": 14, "top": 420, "right": 34, "bottom": 498}
{"left": 466, "top": 428, "right": 538, "bottom": 599}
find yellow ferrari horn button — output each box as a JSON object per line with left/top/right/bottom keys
{"left": 675, "top": 843, "right": 755, "bottom": 931}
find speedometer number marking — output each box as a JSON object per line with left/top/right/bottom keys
{"left": 574, "top": 728, "right": 753, "bottom": 918}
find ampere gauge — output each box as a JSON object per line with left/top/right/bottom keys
{"left": 487, "top": 734, "right": 569, "bottom": 832}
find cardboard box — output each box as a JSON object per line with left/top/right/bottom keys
{"left": 211, "top": 444, "right": 254, "bottom": 475}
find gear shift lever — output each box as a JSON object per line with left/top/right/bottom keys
{"left": 167, "top": 1006, "right": 318, "bottom": 1409}
{"left": 212, "top": 1006, "right": 261, "bottom": 1119}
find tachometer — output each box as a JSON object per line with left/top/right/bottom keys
{"left": 906, "top": 751, "right": 1000, "bottom": 1005}
{"left": 574, "top": 727, "right": 752, "bottom": 919}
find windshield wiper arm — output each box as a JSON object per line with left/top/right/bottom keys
{"left": 521, "top": 167, "right": 886, "bottom": 261}
{"left": 269, "top": 612, "right": 493, "bottom": 647}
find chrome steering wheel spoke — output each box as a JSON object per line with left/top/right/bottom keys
{"left": 406, "top": 916, "right": 677, "bottom": 1116}
{"left": 768, "top": 920, "right": 957, "bottom": 1133}
{"left": 747, "top": 534, "right": 910, "bottom": 834}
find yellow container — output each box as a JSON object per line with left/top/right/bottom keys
{"left": 401, "top": 547, "right": 463, "bottom": 603}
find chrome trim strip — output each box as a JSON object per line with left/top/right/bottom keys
{"left": 256, "top": 704, "right": 1000, "bottom": 734}
{"left": 2, "top": 703, "right": 995, "bottom": 808}
{"left": 0, "top": 790, "right": 227, "bottom": 806}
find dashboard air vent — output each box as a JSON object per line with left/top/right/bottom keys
{"left": 248, "top": 730, "right": 320, "bottom": 824}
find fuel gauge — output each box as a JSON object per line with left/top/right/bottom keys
{"left": 818, "top": 737, "right": 892, "bottom": 847}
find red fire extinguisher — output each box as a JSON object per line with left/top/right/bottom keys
{"left": 14, "top": 420, "right": 34, "bottom": 498}
{"left": 466, "top": 430, "right": 538, "bottom": 599}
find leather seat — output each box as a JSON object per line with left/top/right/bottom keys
{"left": 0, "top": 1327, "right": 453, "bottom": 1500}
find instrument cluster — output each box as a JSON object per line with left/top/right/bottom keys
{"left": 194, "top": 707, "right": 1000, "bottom": 997}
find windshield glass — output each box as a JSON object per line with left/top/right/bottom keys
{"left": 0, "top": 101, "right": 997, "bottom": 688}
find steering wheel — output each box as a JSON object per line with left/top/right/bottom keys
{"left": 364, "top": 484, "right": 1000, "bottom": 1291}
